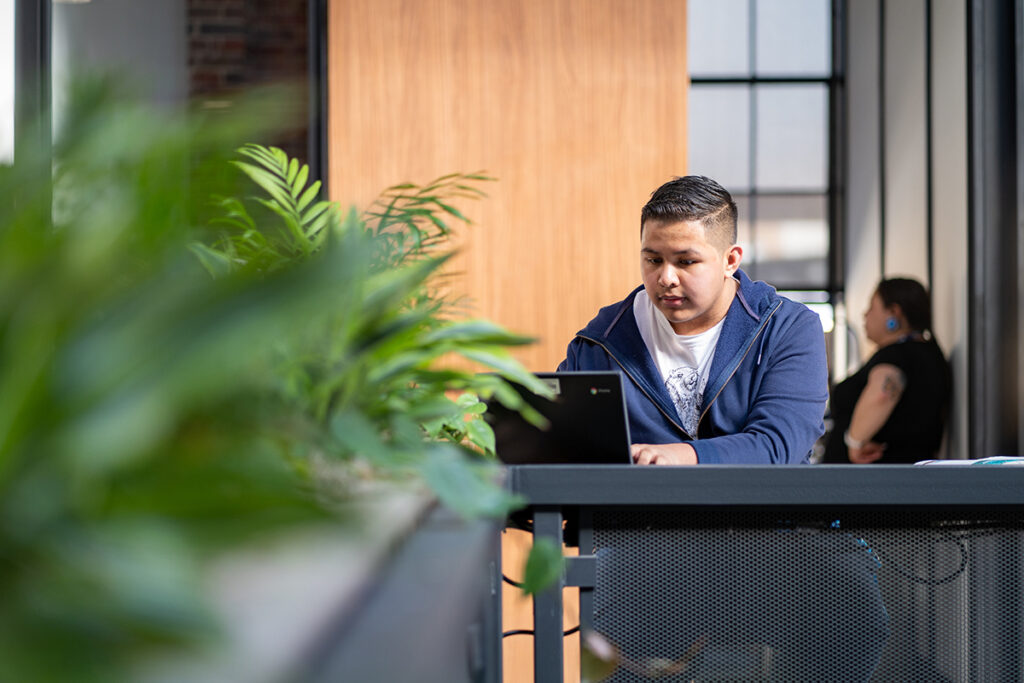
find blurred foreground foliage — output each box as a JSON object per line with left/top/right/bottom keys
{"left": 0, "top": 77, "right": 544, "bottom": 681}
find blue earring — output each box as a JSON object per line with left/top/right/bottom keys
{"left": 885, "top": 317, "right": 899, "bottom": 331}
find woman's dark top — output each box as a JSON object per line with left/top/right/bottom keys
{"left": 822, "top": 339, "right": 951, "bottom": 464}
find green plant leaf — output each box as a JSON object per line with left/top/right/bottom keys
{"left": 252, "top": 197, "right": 308, "bottom": 251}
{"left": 520, "top": 536, "right": 565, "bottom": 596}
{"left": 187, "top": 242, "right": 234, "bottom": 278}
{"left": 433, "top": 199, "right": 468, "bottom": 222}
{"left": 463, "top": 415, "right": 496, "bottom": 455}
{"left": 231, "top": 160, "right": 294, "bottom": 210}
{"left": 421, "top": 319, "right": 537, "bottom": 347}
{"left": 459, "top": 349, "right": 552, "bottom": 396}
{"left": 329, "top": 411, "right": 387, "bottom": 458}
{"left": 296, "top": 180, "right": 321, "bottom": 212}
{"left": 292, "top": 164, "right": 309, "bottom": 198}
{"left": 418, "top": 446, "right": 522, "bottom": 518}
{"left": 301, "top": 198, "right": 332, "bottom": 226}
{"left": 455, "top": 392, "right": 488, "bottom": 413}
{"left": 237, "top": 143, "right": 279, "bottom": 168}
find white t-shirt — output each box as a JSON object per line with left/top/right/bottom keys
{"left": 633, "top": 290, "right": 726, "bottom": 436}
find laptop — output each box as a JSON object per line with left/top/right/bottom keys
{"left": 486, "top": 371, "right": 633, "bottom": 465}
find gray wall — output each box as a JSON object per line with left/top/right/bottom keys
{"left": 930, "top": 0, "right": 969, "bottom": 460}
{"left": 845, "top": 0, "right": 968, "bottom": 459}
{"left": 51, "top": 0, "right": 188, "bottom": 130}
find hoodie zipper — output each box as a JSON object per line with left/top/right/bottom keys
{"left": 578, "top": 297, "right": 782, "bottom": 441}
{"left": 696, "top": 299, "right": 782, "bottom": 431}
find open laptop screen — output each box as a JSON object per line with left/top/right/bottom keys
{"left": 486, "top": 371, "right": 633, "bottom": 465}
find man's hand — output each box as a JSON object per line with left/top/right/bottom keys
{"left": 631, "top": 442, "right": 698, "bottom": 465}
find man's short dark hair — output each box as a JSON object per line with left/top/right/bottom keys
{"left": 640, "top": 175, "right": 738, "bottom": 252}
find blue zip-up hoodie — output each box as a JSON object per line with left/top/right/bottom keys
{"left": 557, "top": 270, "right": 828, "bottom": 464}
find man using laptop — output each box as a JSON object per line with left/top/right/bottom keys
{"left": 558, "top": 175, "right": 828, "bottom": 465}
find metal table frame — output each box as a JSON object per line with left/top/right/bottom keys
{"left": 501, "top": 464, "right": 1024, "bottom": 683}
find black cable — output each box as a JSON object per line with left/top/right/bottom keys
{"left": 502, "top": 629, "right": 535, "bottom": 638}
{"left": 503, "top": 626, "right": 580, "bottom": 638}
{"left": 873, "top": 539, "right": 968, "bottom": 586}
{"left": 502, "top": 574, "right": 523, "bottom": 588}
{"left": 847, "top": 521, "right": 1021, "bottom": 586}
{"left": 501, "top": 570, "right": 578, "bottom": 638}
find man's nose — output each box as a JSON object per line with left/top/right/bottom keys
{"left": 658, "top": 264, "right": 679, "bottom": 287}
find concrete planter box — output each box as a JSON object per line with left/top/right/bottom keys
{"left": 142, "top": 485, "right": 500, "bottom": 683}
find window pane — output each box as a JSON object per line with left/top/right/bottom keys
{"left": 52, "top": 0, "right": 190, "bottom": 135}
{"left": 754, "top": 84, "right": 827, "bottom": 191}
{"left": 50, "top": 0, "right": 310, "bottom": 161}
{"left": 750, "top": 194, "right": 828, "bottom": 289}
{"left": 735, "top": 194, "right": 754, "bottom": 261}
{"left": 779, "top": 290, "right": 833, "bottom": 332}
{"left": 755, "top": 0, "right": 831, "bottom": 76}
{"left": 688, "top": 0, "right": 750, "bottom": 77}
{"left": 688, "top": 85, "right": 751, "bottom": 192}
{"left": 0, "top": 0, "right": 13, "bottom": 164}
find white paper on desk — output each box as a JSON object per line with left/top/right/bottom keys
{"left": 915, "top": 456, "right": 1024, "bottom": 466}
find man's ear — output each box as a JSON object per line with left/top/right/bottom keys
{"left": 724, "top": 244, "right": 743, "bottom": 275}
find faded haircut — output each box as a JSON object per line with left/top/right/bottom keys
{"left": 640, "top": 175, "right": 738, "bottom": 252}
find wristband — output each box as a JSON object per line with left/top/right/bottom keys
{"left": 843, "top": 430, "right": 866, "bottom": 449}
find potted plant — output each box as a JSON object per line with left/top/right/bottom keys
{"left": 0, "top": 76, "right": 548, "bottom": 682}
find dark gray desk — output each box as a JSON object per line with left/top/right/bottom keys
{"left": 505, "top": 465, "right": 1024, "bottom": 683}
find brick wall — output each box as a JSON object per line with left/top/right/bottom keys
{"left": 188, "top": 0, "right": 309, "bottom": 161}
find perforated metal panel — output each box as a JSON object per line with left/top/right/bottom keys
{"left": 588, "top": 509, "right": 1024, "bottom": 682}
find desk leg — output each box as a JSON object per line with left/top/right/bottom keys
{"left": 533, "top": 506, "right": 564, "bottom": 683}
{"left": 486, "top": 525, "right": 503, "bottom": 683}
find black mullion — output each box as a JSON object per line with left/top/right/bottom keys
{"left": 14, "top": 0, "right": 51, "bottom": 168}
{"left": 879, "top": 0, "right": 887, "bottom": 276}
{"left": 690, "top": 76, "right": 832, "bottom": 85}
{"left": 307, "top": 0, "right": 328, "bottom": 190}
{"left": 925, "top": 0, "right": 934, "bottom": 291}
{"left": 754, "top": 187, "right": 832, "bottom": 197}
{"left": 1017, "top": 0, "right": 1024, "bottom": 460}
{"left": 965, "top": 0, "right": 978, "bottom": 464}
{"left": 924, "top": 0, "right": 936, "bottom": 635}
{"left": 828, "top": 0, "right": 847, "bottom": 301}
{"left": 748, "top": 0, "right": 759, "bottom": 281}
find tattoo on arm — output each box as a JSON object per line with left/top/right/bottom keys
{"left": 880, "top": 370, "right": 906, "bottom": 399}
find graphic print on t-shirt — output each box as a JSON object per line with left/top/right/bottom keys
{"left": 633, "top": 290, "right": 723, "bottom": 436}
{"left": 665, "top": 365, "right": 705, "bottom": 436}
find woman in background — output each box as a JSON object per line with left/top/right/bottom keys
{"left": 822, "top": 278, "right": 951, "bottom": 464}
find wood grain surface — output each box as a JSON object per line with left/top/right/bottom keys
{"left": 328, "top": 0, "right": 688, "bottom": 372}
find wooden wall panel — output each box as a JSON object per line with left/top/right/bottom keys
{"left": 328, "top": 0, "right": 688, "bottom": 371}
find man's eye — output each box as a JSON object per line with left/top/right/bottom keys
{"left": 677, "top": 260, "right": 696, "bottom": 266}
{"left": 646, "top": 258, "right": 661, "bottom": 265}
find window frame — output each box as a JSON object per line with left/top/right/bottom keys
{"left": 688, "top": 0, "right": 845, "bottom": 297}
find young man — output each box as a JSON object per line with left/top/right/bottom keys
{"left": 558, "top": 175, "right": 828, "bottom": 464}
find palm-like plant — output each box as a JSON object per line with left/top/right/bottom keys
{"left": 193, "top": 144, "right": 337, "bottom": 272}
{"left": 196, "top": 144, "right": 549, "bottom": 515}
